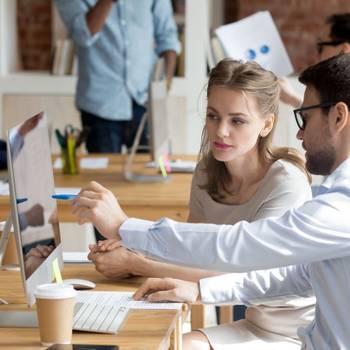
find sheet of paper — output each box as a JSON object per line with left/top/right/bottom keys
{"left": 63, "top": 251, "right": 90, "bottom": 263}
{"left": 0, "top": 180, "right": 9, "bottom": 196}
{"left": 54, "top": 157, "right": 109, "bottom": 169}
{"left": 80, "top": 157, "right": 109, "bottom": 169}
{"left": 146, "top": 160, "right": 196, "bottom": 173}
{"left": 53, "top": 157, "right": 62, "bottom": 169}
{"left": 215, "top": 11, "right": 293, "bottom": 77}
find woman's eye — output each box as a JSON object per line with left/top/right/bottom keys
{"left": 231, "top": 118, "right": 245, "bottom": 125}
{"left": 206, "top": 113, "right": 218, "bottom": 120}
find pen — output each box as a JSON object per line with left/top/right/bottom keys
{"left": 51, "top": 194, "right": 78, "bottom": 200}
{"left": 16, "top": 198, "right": 28, "bottom": 204}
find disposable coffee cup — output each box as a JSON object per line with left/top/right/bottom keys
{"left": 34, "top": 283, "right": 77, "bottom": 346}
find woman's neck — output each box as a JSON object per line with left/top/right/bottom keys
{"left": 222, "top": 151, "right": 271, "bottom": 201}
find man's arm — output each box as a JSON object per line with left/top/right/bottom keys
{"left": 279, "top": 77, "right": 302, "bottom": 108}
{"left": 152, "top": 0, "right": 180, "bottom": 88}
{"left": 86, "top": 0, "right": 114, "bottom": 35}
{"left": 133, "top": 264, "right": 313, "bottom": 305}
{"left": 120, "top": 188, "right": 350, "bottom": 272}
{"left": 54, "top": 0, "right": 114, "bottom": 47}
{"left": 199, "top": 265, "right": 313, "bottom": 305}
{"left": 161, "top": 50, "right": 177, "bottom": 90}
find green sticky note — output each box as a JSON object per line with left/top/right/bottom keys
{"left": 158, "top": 156, "right": 167, "bottom": 178}
{"left": 52, "top": 258, "right": 63, "bottom": 284}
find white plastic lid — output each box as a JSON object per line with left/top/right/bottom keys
{"left": 34, "top": 283, "right": 77, "bottom": 300}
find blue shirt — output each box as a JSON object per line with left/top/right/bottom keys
{"left": 54, "top": 0, "right": 180, "bottom": 120}
{"left": 120, "top": 157, "right": 350, "bottom": 349}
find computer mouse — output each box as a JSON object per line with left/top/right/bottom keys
{"left": 63, "top": 278, "right": 96, "bottom": 290}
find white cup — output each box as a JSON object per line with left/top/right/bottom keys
{"left": 34, "top": 283, "right": 77, "bottom": 346}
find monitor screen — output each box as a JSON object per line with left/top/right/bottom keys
{"left": 7, "top": 112, "right": 63, "bottom": 306}
{"left": 148, "top": 80, "right": 171, "bottom": 161}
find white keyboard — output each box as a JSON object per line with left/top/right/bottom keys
{"left": 73, "top": 291, "right": 132, "bottom": 334}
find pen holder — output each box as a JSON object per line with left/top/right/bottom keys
{"left": 61, "top": 137, "right": 79, "bottom": 175}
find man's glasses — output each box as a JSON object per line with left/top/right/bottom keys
{"left": 316, "top": 40, "right": 346, "bottom": 54}
{"left": 293, "top": 103, "right": 336, "bottom": 130}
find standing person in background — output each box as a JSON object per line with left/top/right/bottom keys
{"left": 280, "top": 13, "right": 350, "bottom": 108}
{"left": 54, "top": 0, "right": 180, "bottom": 153}
{"left": 55, "top": 0, "right": 179, "bottom": 241}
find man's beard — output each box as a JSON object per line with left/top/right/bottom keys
{"left": 306, "top": 144, "right": 336, "bottom": 175}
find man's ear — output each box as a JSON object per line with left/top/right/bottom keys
{"left": 341, "top": 42, "right": 350, "bottom": 54}
{"left": 329, "top": 102, "right": 349, "bottom": 135}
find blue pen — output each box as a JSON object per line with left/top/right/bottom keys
{"left": 51, "top": 194, "right": 78, "bottom": 200}
{"left": 16, "top": 198, "right": 28, "bottom": 204}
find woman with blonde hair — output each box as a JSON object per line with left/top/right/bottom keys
{"left": 75, "top": 59, "right": 315, "bottom": 349}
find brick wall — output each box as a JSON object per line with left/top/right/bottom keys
{"left": 17, "top": 0, "right": 52, "bottom": 70}
{"left": 17, "top": 0, "right": 350, "bottom": 72}
{"left": 224, "top": 0, "right": 350, "bottom": 72}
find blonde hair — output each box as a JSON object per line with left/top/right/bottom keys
{"left": 199, "top": 59, "right": 310, "bottom": 200}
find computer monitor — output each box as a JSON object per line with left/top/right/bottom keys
{"left": 6, "top": 112, "right": 64, "bottom": 306}
{"left": 148, "top": 80, "right": 171, "bottom": 161}
{"left": 124, "top": 79, "right": 172, "bottom": 182}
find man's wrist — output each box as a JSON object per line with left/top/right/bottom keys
{"left": 115, "top": 215, "right": 128, "bottom": 240}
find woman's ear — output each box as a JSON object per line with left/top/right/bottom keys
{"left": 329, "top": 102, "right": 348, "bottom": 135}
{"left": 260, "top": 114, "right": 275, "bottom": 137}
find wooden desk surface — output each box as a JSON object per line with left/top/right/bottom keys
{"left": 0, "top": 154, "right": 194, "bottom": 222}
{"left": 0, "top": 264, "right": 183, "bottom": 350}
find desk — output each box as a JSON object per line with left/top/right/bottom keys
{"left": 0, "top": 153, "right": 196, "bottom": 338}
{"left": 0, "top": 264, "right": 184, "bottom": 350}
{"left": 0, "top": 154, "right": 194, "bottom": 222}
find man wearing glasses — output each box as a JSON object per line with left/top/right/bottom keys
{"left": 317, "top": 13, "right": 350, "bottom": 61}
{"left": 281, "top": 13, "right": 350, "bottom": 108}
{"left": 73, "top": 54, "right": 350, "bottom": 349}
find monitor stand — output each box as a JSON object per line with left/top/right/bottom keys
{"left": 0, "top": 216, "right": 13, "bottom": 267}
{"left": 0, "top": 223, "right": 9, "bottom": 302}
{"left": 0, "top": 216, "right": 19, "bottom": 271}
{"left": 124, "top": 111, "right": 170, "bottom": 183}
{"left": 0, "top": 216, "right": 38, "bottom": 327}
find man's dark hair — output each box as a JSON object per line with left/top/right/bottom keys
{"left": 327, "top": 13, "right": 350, "bottom": 42}
{"left": 299, "top": 53, "right": 350, "bottom": 111}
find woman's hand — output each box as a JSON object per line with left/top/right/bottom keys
{"left": 90, "top": 239, "right": 123, "bottom": 253}
{"left": 72, "top": 181, "right": 128, "bottom": 239}
{"left": 133, "top": 277, "right": 200, "bottom": 303}
{"left": 88, "top": 245, "right": 140, "bottom": 280}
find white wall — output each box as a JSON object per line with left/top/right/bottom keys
{"left": 0, "top": 0, "right": 20, "bottom": 75}
{"left": 184, "top": 0, "right": 209, "bottom": 154}
{"left": 274, "top": 77, "right": 323, "bottom": 185}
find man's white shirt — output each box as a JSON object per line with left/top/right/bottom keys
{"left": 120, "top": 157, "right": 350, "bottom": 350}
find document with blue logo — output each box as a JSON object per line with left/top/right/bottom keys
{"left": 215, "top": 11, "right": 293, "bottom": 77}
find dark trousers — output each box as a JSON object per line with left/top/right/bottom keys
{"left": 0, "top": 139, "right": 7, "bottom": 170}
{"left": 81, "top": 101, "right": 148, "bottom": 153}
{"left": 80, "top": 101, "right": 147, "bottom": 242}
